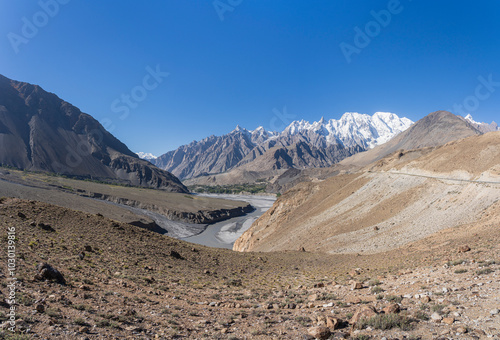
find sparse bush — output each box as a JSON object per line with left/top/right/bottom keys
{"left": 45, "top": 308, "right": 61, "bottom": 318}
{"left": 73, "top": 317, "right": 88, "bottom": 326}
{"left": 368, "top": 279, "right": 381, "bottom": 286}
{"left": 414, "top": 310, "right": 429, "bottom": 321}
{"left": 356, "top": 313, "right": 413, "bottom": 331}
{"left": 431, "top": 304, "right": 446, "bottom": 314}
{"left": 447, "top": 259, "right": 465, "bottom": 266}
{"left": 371, "top": 286, "right": 384, "bottom": 293}
{"left": 454, "top": 268, "right": 468, "bottom": 274}
{"left": 476, "top": 268, "right": 494, "bottom": 275}
{"left": 386, "top": 295, "right": 403, "bottom": 303}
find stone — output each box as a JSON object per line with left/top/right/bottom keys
{"left": 326, "top": 316, "right": 339, "bottom": 330}
{"left": 316, "top": 315, "right": 327, "bottom": 326}
{"left": 36, "top": 304, "right": 45, "bottom": 313}
{"left": 382, "top": 303, "right": 400, "bottom": 314}
{"left": 458, "top": 245, "right": 471, "bottom": 253}
{"left": 455, "top": 326, "right": 467, "bottom": 334}
{"left": 442, "top": 317, "right": 455, "bottom": 325}
{"left": 431, "top": 312, "right": 443, "bottom": 322}
{"left": 421, "top": 296, "right": 431, "bottom": 303}
{"left": 83, "top": 245, "right": 92, "bottom": 252}
{"left": 313, "top": 282, "right": 325, "bottom": 288}
{"left": 34, "top": 263, "right": 66, "bottom": 285}
{"left": 78, "top": 326, "right": 89, "bottom": 333}
{"left": 308, "top": 293, "right": 318, "bottom": 302}
{"left": 351, "top": 281, "right": 363, "bottom": 290}
{"left": 346, "top": 296, "right": 361, "bottom": 304}
{"left": 307, "top": 326, "right": 331, "bottom": 340}
{"left": 349, "top": 305, "right": 377, "bottom": 325}
{"left": 490, "top": 309, "right": 499, "bottom": 315}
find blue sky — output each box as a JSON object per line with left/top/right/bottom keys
{"left": 1, "top": 0, "right": 500, "bottom": 155}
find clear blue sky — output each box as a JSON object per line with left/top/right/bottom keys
{"left": 1, "top": 0, "right": 499, "bottom": 155}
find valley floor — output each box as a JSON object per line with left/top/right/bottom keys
{"left": 0, "top": 198, "right": 499, "bottom": 339}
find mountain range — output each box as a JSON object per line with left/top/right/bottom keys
{"left": 0, "top": 74, "right": 187, "bottom": 192}
{"left": 234, "top": 110, "right": 500, "bottom": 253}
{"left": 151, "top": 112, "right": 414, "bottom": 181}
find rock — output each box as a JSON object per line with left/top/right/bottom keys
{"left": 442, "top": 317, "right": 454, "bottom": 325}
{"left": 474, "top": 329, "right": 486, "bottom": 336}
{"left": 287, "top": 303, "right": 297, "bottom": 309}
{"left": 307, "top": 326, "right": 331, "bottom": 340}
{"left": 221, "top": 328, "right": 228, "bottom": 334}
{"left": 349, "top": 305, "right": 377, "bottom": 325}
{"left": 83, "top": 245, "right": 92, "bottom": 252}
{"left": 458, "top": 245, "right": 471, "bottom": 253}
{"left": 17, "top": 212, "right": 26, "bottom": 219}
{"left": 299, "top": 247, "right": 306, "bottom": 252}
{"left": 382, "top": 303, "right": 400, "bottom": 314}
{"left": 313, "top": 282, "right": 325, "bottom": 288}
{"left": 169, "top": 250, "right": 183, "bottom": 259}
{"left": 308, "top": 294, "right": 318, "bottom": 302}
{"left": 317, "top": 315, "right": 327, "bottom": 326}
{"left": 326, "top": 316, "right": 339, "bottom": 330}
{"left": 350, "top": 281, "right": 363, "bottom": 290}
{"left": 421, "top": 296, "right": 431, "bottom": 303}
{"left": 78, "top": 253, "right": 85, "bottom": 260}
{"left": 78, "top": 326, "right": 89, "bottom": 333}
{"left": 36, "top": 304, "right": 45, "bottom": 313}
{"left": 37, "top": 222, "right": 55, "bottom": 232}
{"left": 346, "top": 296, "right": 361, "bottom": 304}
{"left": 455, "top": 326, "right": 467, "bottom": 334}
{"left": 431, "top": 312, "right": 443, "bottom": 322}
{"left": 490, "top": 309, "right": 499, "bottom": 315}
{"left": 34, "top": 263, "right": 66, "bottom": 285}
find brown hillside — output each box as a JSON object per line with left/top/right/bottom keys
{"left": 234, "top": 132, "right": 500, "bottom": 254}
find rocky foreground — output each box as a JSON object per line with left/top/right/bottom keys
{"left": 0, "top": 198, "right": 499, "bottom": 339}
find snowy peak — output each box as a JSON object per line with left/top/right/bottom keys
{"left": 464, "top": 114, "right": 499, "bottom": 133}
{"left": 283, "top": 112, "right": 413, "bottom": 149}
{"left": 154, "top": 111, "right": 414, "bottom": 180}
{"left": 136, "top": 152, "right": 158, "bottom": 160}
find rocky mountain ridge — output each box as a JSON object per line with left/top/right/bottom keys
{"left": 154, "top": 112, "right": 414, "bottom": 180}
{"left": 234, "top": 111, "right": 500, "bottom": 253}
{"left": 0, "top": 74, "right": 187, "bottom": 192}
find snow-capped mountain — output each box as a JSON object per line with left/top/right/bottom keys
{"left": 464, "top": 114, "right": 499, "bottom": 133}
{"left": 136, "top": 152, "right": 158, "bottom": 161}
{"left": 154, "top": 112, "right": 414, "bottom": 180}
{"left": 283, "top": 112, "right": 413, "bottom": 149}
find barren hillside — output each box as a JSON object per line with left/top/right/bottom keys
{"left": 234, "top": 132, "right": 500, "bottom": 254}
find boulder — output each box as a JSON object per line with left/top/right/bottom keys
{"left": 307, "top": 326, "right": 331, "bottom": 340}
{"left": 349, "top": 305, "right": 377, "bottom": 325}
{"left": 34, "top": 263, "right": 66, "bottom": 285}
{"left": 382, "top": 303, "right": 400, "bottom": 314}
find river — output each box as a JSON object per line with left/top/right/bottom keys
{"left": 181, "top": 194, "right": 276, "bottom": 249}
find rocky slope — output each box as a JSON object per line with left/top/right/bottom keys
{"left": 234, "top": 115, "right": 500, "bottom": 253}
{"left": 155, "top": 112, "right": 413, "bottom": 181}
{"left": 1, "top": 197, "right": 499, "bottom": 339}
{"left": 0, "top": 74, "right": 187, "bottom": 192}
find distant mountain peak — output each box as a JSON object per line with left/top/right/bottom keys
{"left": 463, "top": 114, "right": 499, "bottom": 133}
{"left": 136, "top": 152, "right": 158, "bottom": 160}
{"left": 154, "top": 111, "right": 414, "bottom": 180}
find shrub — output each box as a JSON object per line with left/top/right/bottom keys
{"left": 356, "top": 313, "right": 413, "bottom": 331}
